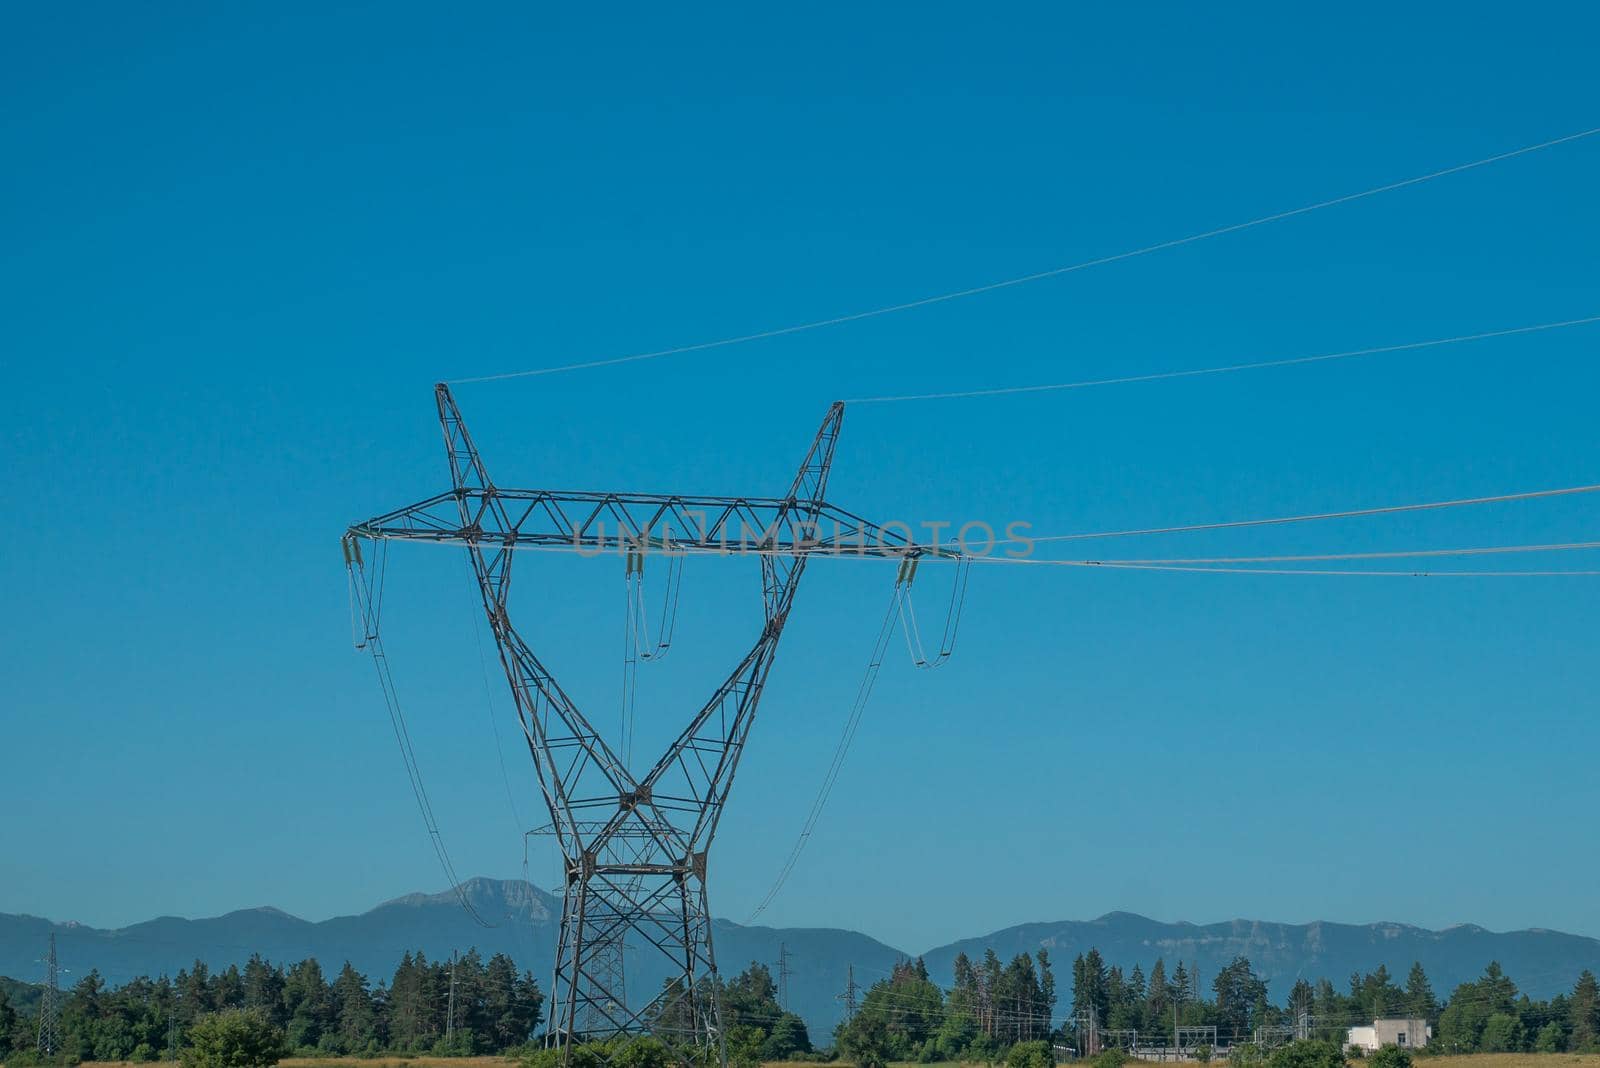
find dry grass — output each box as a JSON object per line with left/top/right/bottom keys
{"left": 804, "top": 1060, "right": 1600, "bottom": 1068}
{"left": 72, "top": 1060, "right": 520, "bottom": 1068}
{"left": 1422, "top": 1058, "right": 1600, "bottom": 1068}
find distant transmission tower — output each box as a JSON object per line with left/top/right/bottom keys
{"left": 446, "top": 950, "right": 458, "bottom": 1046}
{"left": 38, "top": 933, "right": 61, "bottom": 1057}
{"left": 837, "top": 965, "right": 858, "bottom": 1023}
{"left": 777, "top": 943, "right": 793, "bottom": 1011}
{"left": 344, "top": 386, "right": 949, "bottom": 1066}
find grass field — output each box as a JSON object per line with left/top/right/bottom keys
{"left": 1405, "top": 1060, "right": 1600, "bottom": 1068}
{"left": 65, "top": 1060, "right": 518, "bottom": 1068}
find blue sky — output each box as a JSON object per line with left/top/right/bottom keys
{"left": 3, "top": 3, "right": 1599, "bottom": 956}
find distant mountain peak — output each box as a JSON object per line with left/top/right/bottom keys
{"left": 375, "top": 877, "right": 555, "bottom": 919}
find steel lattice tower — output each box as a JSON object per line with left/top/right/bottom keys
{"left": 345, "top": 385, "right": 949, "bottom": 1064}
{"left": 38, "top": 933, "right": 61, "bottom": 1058}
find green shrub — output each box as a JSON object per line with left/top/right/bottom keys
{"left": 1229, "top": 1043, "right": 1267, "bottom": 1068}
{"left": 1534, "top": 1022, "right": 1566, "bottom": 1053}
{"left": 180, "top": 1010, "right": 285, "bottom": 1068}
{"left": 1266, "top": 1039, "right": 1345, "bottom": 1068}
{"left": 1367, "top": 1045, "right": 1411, "bottom": 1068}
{"left": 1007, "top": 1040, "right": 1055, "bottom": 1068}
{"left": 520, "top": 1046, "right": 562, "bottom": 1068}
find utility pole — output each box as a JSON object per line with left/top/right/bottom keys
{"left": 1173, "top": 972, "right": 1184, "bottom": 1058}
{"left": 776, "top": 943, "right": 793, "bottom": 1012}
{"left": 1076, "top": 1008, "right": 1100, "bottom": 1057}
{"left": 167, "top": 981, "right": 183, "bottom": 1061}
{"left": 446, "top": 950, "right": 458, "bottom": 1047}
{"left": 837, "top": 965, "right": 858, "bottom": 1024}
{"left": 38, "top": 932, "right": 62, "bottom": 1058}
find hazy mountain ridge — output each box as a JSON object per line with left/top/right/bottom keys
{"left": 5, "top": 879, "right": 1598, "bottom": 1039}
{"left": 919, "top": 911, "right": 1600, "bottom": 1005}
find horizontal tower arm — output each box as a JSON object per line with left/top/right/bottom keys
{"left": 346, "top": 489, "right": 962, "bottom": 559}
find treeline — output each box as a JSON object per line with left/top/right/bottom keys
{"left": 1064, "top": 948, "right": 1600, "bottom": 1056}
{"left": 833, "top": 947, "right": 1600, "bottom": 1066}
{"left": 0, "top": 949, "right": 543, "bottom": 1064}
{"left": 835, "top": 951, "right": 1057, "bottom": 1066}
{"left": 6, "top": 945, "right": 1600, "bottom": 1065}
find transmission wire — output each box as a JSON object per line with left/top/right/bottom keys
{"left": 747, "top": 586, "right": 903, "bottom": 921}
{"left": 844, "top": 313, "right": 1600, "bottom": 404}
{"left": 447, "top": 126, "right": 1600, "bottom": 384}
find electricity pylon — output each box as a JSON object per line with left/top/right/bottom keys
{"left": 345, "top": 385, "right": 951, "bottom": 1065}
{"left": 776, "top": 943, "right": 792, "bottom": 1011}
{"left": 38, "top": 933, "right": 61, "bottom": 1057}
{"left": 837, "top": 965, "right": 858, "bottom": 1023}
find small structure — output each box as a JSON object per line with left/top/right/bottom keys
{"left": 1347, "top": 1018, "right": 1431, "bottom": 1052}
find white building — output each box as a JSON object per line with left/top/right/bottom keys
{"left": 1347, "top": 1018, "right": 1431, "bottom": 1052}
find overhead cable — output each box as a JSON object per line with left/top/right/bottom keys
{"left": 448, "top": 126, "right": 1600, "bottom": 384}
{"left": 746, "top": 586, "right": 903, "bottom": 922}
{"left": 844, "top": 314, "right": 1600, "bottom": 404}
{"left": 1042, "top": 539, "right": 1600, "bottom": 565}
{"left": 972, "top": 559, "right": 1600, "bottom": 577}
{"left": 1018, "top": 482, "right": 1600, "bottom": 544}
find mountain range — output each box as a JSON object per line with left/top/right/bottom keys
{"left": 5, "top": 879, "right": 1598, "bottom": 1039}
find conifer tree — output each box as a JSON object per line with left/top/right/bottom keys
{"left": 1405, "top": 962, "right": 1437, "bottom": 1020}
{"left": 1570, "top": 971, "right": 1600, "bottom": 1052}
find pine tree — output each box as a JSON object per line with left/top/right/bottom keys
{"left": 0, "top": 985, "right": 18, "bottom": 1051}
{"left": 1405, "top": 962, "right": 1437, "bottom": 1020}
{"left": 1570, "top": 971, "right": 1600, "bottom": 1052}
{"left": 282, "top": 958, "right": 333, "bottom": 1049}
{"left": 332, "top": 963, "right": 375, "bottom": 1051}
{"left": 388, "top": 953, "right": 424, "bottom": 1049}
{"left": 180, "top": 962, "right": 217, "bottom": 1016}
{"left": 213, "top": 965, "right": 245, "bottom": 1011}
{"left": 1038, "top": 949, "right": 1057, "bottom": 1033}
{"left": 242, "top": 956, "right": 286, "bottom": 1027}
{"left": 483, "top": 953, "right": 519, "bottom": 1049}
{"left": 1147, "top": 960, "right": 1170, "bottom": 1027}
{"left": 1072, "top": 949, "right": 1110, "bottom": 1036}
{"left": 1479, "top": 962, "right": 1518, "bottom": 1015}
{"left": 981, "top": 949, "right": 1003, "bottom": 1038}
{"left": 1211, "top": 957, "right": 1266, "bottom": 1042}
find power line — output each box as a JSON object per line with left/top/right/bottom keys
{"left": 746, "top": 586, "right": 902, "bottom": 922}
{"left": 977, "top": 560, "right": 1600, "bottom": 577}
{"left": 1017, "top": 481, "right": 1600, "bottom": 545}
{"left": 446, "top": 126, "right": 1600, "bottom": 384}
{"left": 344, "top": 537, "right": 493, "bottom": 928}
{"left": 1032, "top": 539, "right": 1600, "bottom": 566}
{"left": 844, "top": 313, "right": 1600, "bottom": 404}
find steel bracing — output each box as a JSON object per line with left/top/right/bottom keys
{"left": 345, "top": 385, "right": 947, "bottom": 1064}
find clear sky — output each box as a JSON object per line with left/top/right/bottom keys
{"left": 4, "top": 3, "right": 1599, "bottom": 956}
